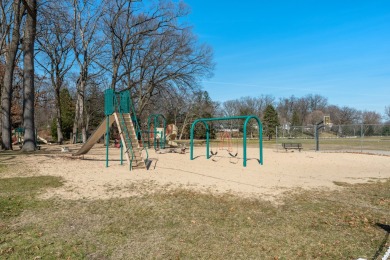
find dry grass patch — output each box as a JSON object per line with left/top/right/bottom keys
{"left": 0, "top": 163, "right": 389, "bottom": 259}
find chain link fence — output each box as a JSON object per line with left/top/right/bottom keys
{"left": 276, "top": 124, "right": 390, "bottom": 154}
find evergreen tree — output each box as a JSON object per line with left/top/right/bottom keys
{"left": 291, "top": 110, "right": 300, "bottom": 126}
{"left": 51, "top": 88, "right": 75, "bottom": 140}
{"left": 60, "top": 88, "right": 75, "bottom": 139}
{"left": 263, "top": 104, "right": 279, "bottom": 140}
{"left": 192, "top": 91, "right": 217, "bottom": 139}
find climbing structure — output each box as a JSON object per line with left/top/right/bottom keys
{"left": 73, "top": 89, "right": 148, "bottom": 170}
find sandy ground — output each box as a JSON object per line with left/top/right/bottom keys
{"left": 1, "top": 143, "right": 389, "bottom": 201}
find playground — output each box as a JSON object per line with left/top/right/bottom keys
{"left": 5, "top": 88, "right": 389, "bottom": 200}
{"left": 3, "top": 143, "right": 389, "bottom": 201}
{"left": 1, "top": 127, "right": 390, "bottom": 258}
{"left": 2, "top": 90, "right": 390, "bottom": 258}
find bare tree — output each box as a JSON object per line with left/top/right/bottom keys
{"left": 307, "top": 94, "right": 328, "bottom": 112}
{"left": 221, "top": 99, "right": 240, "bottom": 117}
{"left": 21, "top": 0, "right": 37, "bottom": 151}
{"left": 129, "top": 28, "right": 213, "bottom": 116}
{"left": 294, "top": 97, "right": 310, "bottom": 125}
{"left": 36, "top": 1, "right": 73, "bottom": 144}
{"left": 277, "top": 95, "right": 296, "bottom": 126}
{"left": 361, "top": 111, "right": 381, "bottom": 125}
{"left": 306, "top": 110, "right": 325, "bottom": 125}
{"left": 103, "top": 1, "right": 214, "bottom": 117}
{"left": 327, "top": 105, "right": 360, "bottom": 125}
{"left": 71, "top": 0, "right": 104, "bottom": 143}
{"left": 385, "top": 106, "right": 390, "bottom": 121}
{"left": 0, "top": 0, "right": 12, "bottom": 56}
{"left": 1, "top": 0, "right": 24, "bottom": 150}
{"left": 103, "top": 0, "right": 191, "bottom": 92}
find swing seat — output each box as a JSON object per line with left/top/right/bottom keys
{"left": 229, "top": 152, "right": 238, "bottom": 158}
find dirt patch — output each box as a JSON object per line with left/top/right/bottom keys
{"left": 2, "top": 143, "right": 390, "bottom": 201}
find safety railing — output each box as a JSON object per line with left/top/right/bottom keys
{"left": 128, "top": 94, "right": 149, "bottom": 163}
{"left": 113, "top": 94, "right": 136, "bottom": 170}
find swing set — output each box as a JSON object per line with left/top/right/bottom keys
{"left": 210, "top": 127, "right": 240, "bottom": 163}
{"left": 190, "top": 115, "right": 263, "bottom": 167}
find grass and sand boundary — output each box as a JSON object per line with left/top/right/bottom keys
{"left": 0, "top": 144, "right": 389, "bottom": 258}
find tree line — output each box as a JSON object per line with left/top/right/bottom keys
{"left": 220, "top": 94, "right": 389, "bottom": 126}
{"left": 216, "top": 94, "right": 389, "bottom": 140}
{"left": 0, "top": 0, "right": 214, "bottom": 150}
{"left": 1, "top": 1, "right": 388, "bottom": 149}
{"left": 164, "top": 93, "right": 389, "bottom": 140}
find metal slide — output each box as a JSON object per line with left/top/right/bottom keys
{"left": 73, "top": 115, "right": 115, "bottom": 156}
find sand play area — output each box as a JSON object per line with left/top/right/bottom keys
{"left": 2, "top": 144, "right": 390, "bottom": 201}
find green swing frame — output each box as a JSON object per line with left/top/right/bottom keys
{"left": 189, "top": 115, "right": 263, "bottom": 167}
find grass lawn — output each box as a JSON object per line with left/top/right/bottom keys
{"left": 181, "top": 137, "right": 390, "bottom": 152}
{"left": 0, "top": 165, "right": 389, "bottom": 259}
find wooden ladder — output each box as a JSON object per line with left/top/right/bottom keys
{"left": 114, "top": 112, "right": 146, "bottom": 170}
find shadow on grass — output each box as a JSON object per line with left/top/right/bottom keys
{"left": 372, "top": 223, "right": 390, "bottom": 259}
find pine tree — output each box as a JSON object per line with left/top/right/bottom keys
{"left": 263, "top": 104, "right": 279, "bottom": 140}
{"left": 291, "top": 110, "right": 300, "bottom": 126}
{"left": 60, "top": 89, "right": 75, "bottom": 139}
{"left": 51, "top": 88, "right": 75, "bottom": 140}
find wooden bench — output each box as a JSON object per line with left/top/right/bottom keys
{"left": 282, "top": 143, "right": 302, "bottom": 152}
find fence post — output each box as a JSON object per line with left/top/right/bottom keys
{"left": 275, "top": 126, "right": 278, "bottom": 150}
{"left": 360, "top": 124, "right": 363, "bottom": 153}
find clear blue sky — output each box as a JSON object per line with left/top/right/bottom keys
{"left": 184, "top": 0, "right": 390, "bottom": 115}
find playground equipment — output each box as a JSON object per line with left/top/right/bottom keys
{"left": 218, "top": 131, "right": 233, "bottom": 152}
{"left": 12, "top": 127, "right": 24, "bottom": 145}
{"left": 73, "top": 89, "right": 149, "bottom": 170}
{"left": 154, "top": 124, "right": 184, "bottom": 154}
{"left": 315, "top": 120, "right": 325, "bottom": 151}
{"left": 147, "top": 114, "right": 166, "bottom": 149}
{"left": 190, "top": 116, "right": 263, "bottom": 167}
{"left": 145, "top": 114, "right": 179, "bottom": 150}
{"left": 211, "top": 129, "right": 239, "bottom": 163}
{"left": 12, "top": 127, "right": 40, "bottom": 149}
{"left": 315, "top": 115, "right": 331, "bottom": 151}
{"left": 165, "top": 124, "right": 179, "bottom": 147}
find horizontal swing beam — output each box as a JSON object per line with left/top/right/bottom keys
{"left": 190, "top": 116, "right": 263, "bottom": 167}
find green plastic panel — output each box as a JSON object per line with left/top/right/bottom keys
{"left": 104, "top": 89, "right": 114, "bottom": 115}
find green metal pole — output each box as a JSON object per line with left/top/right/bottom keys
{"left": 190, "top": 116, "right": 263, "bottom": 166}
{"left": 206, "top": 126, "right": 210, "bottom": 159}
{"left": 190, "top": 127, "right": 194, "bottom": 160}
{"left": 154, "top": 116, "right": 157, "bottom": 149}
{"left": 260, "top": 123, "right": 263, "bottom": 165}
{"left": 147, "top": 116, "right": 152, "bottom": 148}
{"left": 162, "top": 116, "right": 166, "bottom": 149}
{"left": 243, "top": 120, "right": 247, "bottom": 167}
{"left": 106, "top": 116, "right": 109, "bottom": 168}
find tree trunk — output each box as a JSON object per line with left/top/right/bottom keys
{"left": 22, "top": 0, "right": 37, "bottom": 152}
{"left": 71, "top": 94, "right": 80, "bottom": 144}
{"left": 1, "top": 0, "right": 23, "bottom": 150}
{"left": 79, "top": 79, "right": 87, "bottom": 143}
{"left": 55, "top": 90, "right": 63, "bottom": 144}
{"left": 72, "top": 76, "right": 87, "bottom": 143}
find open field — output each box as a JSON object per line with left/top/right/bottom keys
{"left": 275, "top": 137, "right": 390, "bottom": 153}
{"left": 186, "top": 136, "right": 390, "bottom": 154}
{"left": 0, "top": 144, "right": 389, "bottom": 259}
